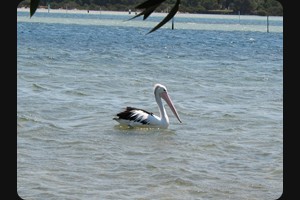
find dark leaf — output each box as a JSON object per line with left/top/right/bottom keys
{"left": 128, "top": 3, "right": 161, "bottom": 21}
{"left": 147, "top": 0, "right": 180, "bottom": 34}
{"left": 30, "top": 0, "right": 40, "bottom": 18}
{"left": 133, "top": 0, "right": 180, "bottom": 34}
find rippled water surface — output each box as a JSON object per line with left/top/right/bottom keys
{"left": 17, "top": 9, "right": 283, "bottom": 199}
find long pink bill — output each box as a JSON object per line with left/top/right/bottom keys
{"left": 161, "top": 92, "right": 182, "bottom": 123}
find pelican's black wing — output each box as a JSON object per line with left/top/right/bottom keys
{"left": 113, "top": 107, "right": 153, "bottom": 125}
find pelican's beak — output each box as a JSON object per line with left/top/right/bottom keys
{"left": 161, "top": 92, "right": 182, "bottom": 123}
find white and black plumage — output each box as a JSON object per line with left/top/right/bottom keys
{"left": 113, "top": 84, "right": 182, "bottom": 128}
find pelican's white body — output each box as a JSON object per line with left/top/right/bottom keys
{"left": 115, "top": 109, "right": 169, "bottom": 128}
{"left": 113, "top": 84, "right": 181, "bottom": 128}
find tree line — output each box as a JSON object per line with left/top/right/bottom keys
{"left": 18, "top": 0, "right": 282, "bottom": 16}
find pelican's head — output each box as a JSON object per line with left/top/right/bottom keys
{"left": 153, "top": 83, "right": 168, "bottom": 95}
{"left": 154, "top": 84, "right": 182, "bottom": 123}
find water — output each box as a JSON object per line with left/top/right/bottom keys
{"left": 17, "top": 9, "right": 283, "bottom": 200}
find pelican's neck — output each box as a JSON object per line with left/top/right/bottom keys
{"left": 155, "top": 92, "right": 169, "bottom": 124}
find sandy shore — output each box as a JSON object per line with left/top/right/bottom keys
{"left": 17, "top": 7, "right": 199, "bottom": 18}
{"left": 17, "top": 7, "right": 282, "bottom": 22}
{"left": 17, "top": 7, "right": 160, "bottom": 16}
{"left": 17, "top": 7, "right": 237, "bottom": 20}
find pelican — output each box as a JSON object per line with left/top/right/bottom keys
{"left": 113, "top": 84, "right": 182, "bottom": 128}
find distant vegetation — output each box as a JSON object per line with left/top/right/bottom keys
{"left": 18, "top": 0, "right": 282, "bottom": 16}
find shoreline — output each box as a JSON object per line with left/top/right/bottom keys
{"left": 17, "top": 7, "right": 283, "bottom": 21}
{"left": 18, "top": 7, "right": 155, "bottom": 16}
